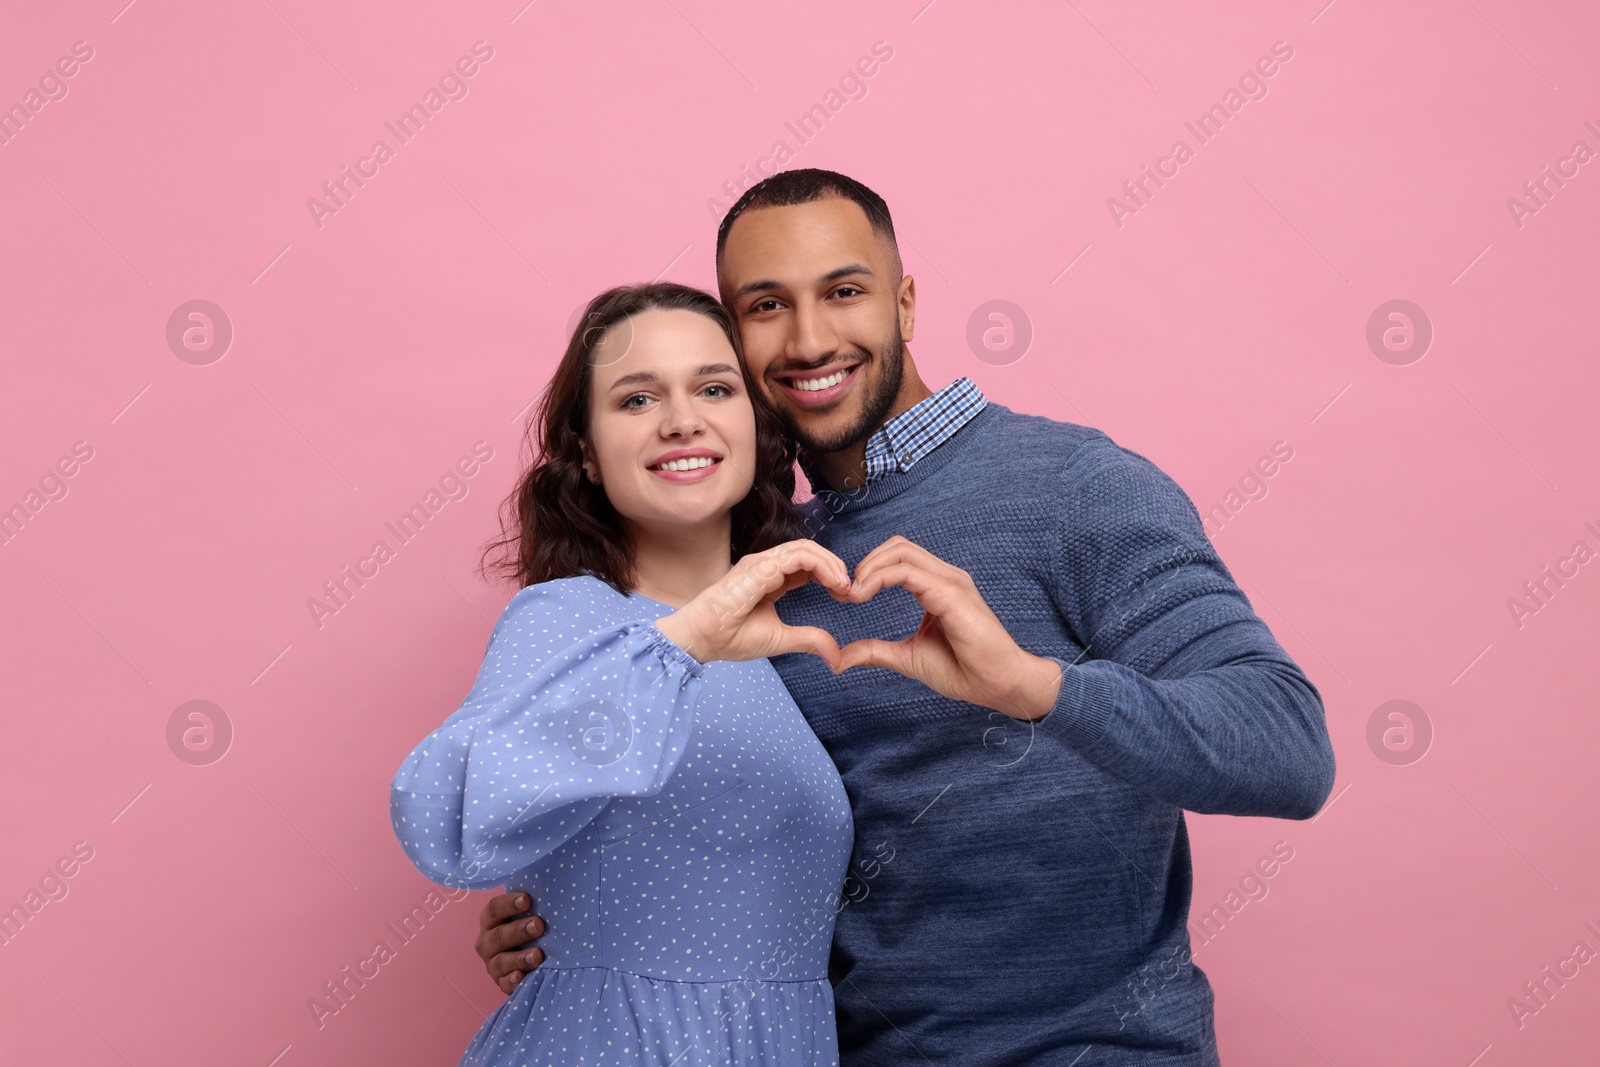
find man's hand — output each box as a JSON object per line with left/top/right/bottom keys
{"left": 837, "top": 536, "right": 1064, "bottom": 720}
{"left": 476, "top": 892, "right": 546, "bottom": 995}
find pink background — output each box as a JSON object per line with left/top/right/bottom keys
{"left": 3, "top": 1, "right": 1597, "bottom": 1064}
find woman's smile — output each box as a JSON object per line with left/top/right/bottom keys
{"left": 646, "top": 447, "right": 725, "bottom": 483}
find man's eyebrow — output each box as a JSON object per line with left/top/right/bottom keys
{"left": 731, "top": 263, "right": 876, "bottom": 302}
{"left": 732, "top": 279, "right": 783, "bottom": 301}
{"left": 606, "top": 363, "right": 739, "bottom": 390}
{"left": 821, "top": 263, "right": 875, "bottom": 283}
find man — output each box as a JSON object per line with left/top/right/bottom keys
{"left": 469, "top": 169, "right": 1336, "bottom": 1064}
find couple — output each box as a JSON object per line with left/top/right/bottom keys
{"left": 391, "top": 169, "right": 1337, "bottom": 1066}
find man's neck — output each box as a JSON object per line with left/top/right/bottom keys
{"left": 809, "top": 354, "right": 934, "bottom": 492}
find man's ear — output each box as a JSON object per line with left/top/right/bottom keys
{"left": 897, "top": 273, "right": 916, "bottom": 343}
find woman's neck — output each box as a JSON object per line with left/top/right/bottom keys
{"left": 627, "top": 516, "right": 734, "bottom": 609}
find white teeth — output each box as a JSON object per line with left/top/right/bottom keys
{"left": 654, "top": 456, "right": 717, "bottom": 472}
{"left": 792, "top": 369, "right": 849, "bottom": 392}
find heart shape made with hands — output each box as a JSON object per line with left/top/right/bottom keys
{"left": 771, "top": 536, "right": 1063, "bottom": 722}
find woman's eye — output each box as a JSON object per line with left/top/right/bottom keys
{"left": 702, "top": 383, "right": 734, "bottom": 399}
{"left": 621, "top": 394, "right": 651, "bottom": 410}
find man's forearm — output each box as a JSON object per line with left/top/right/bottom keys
{"left": 1046, "top": 436, "right": 1338, "bottom": 817}
{"left": 1040, "top": 638, "right": 1336, "bottom": 818}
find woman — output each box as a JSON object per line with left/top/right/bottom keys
{"left": 391, "top": 281, "right": 856, "bottom": 1065}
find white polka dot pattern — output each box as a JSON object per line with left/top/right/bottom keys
{"left": 391, "top": 576, "right": 854, "bottom": 1065}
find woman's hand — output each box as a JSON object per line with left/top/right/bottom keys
{"left": 655, "top": 539, "right": 852, "bottom": 668}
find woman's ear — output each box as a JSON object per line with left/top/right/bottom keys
{"left": 578, "top": 438, "right": 601, "bottom": 485}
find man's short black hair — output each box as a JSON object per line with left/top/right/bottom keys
{"left": 714, "top": 168, "right": 902, "bottom": 278}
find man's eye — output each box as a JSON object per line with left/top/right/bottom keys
{"left": 751, "top": 299, "right": 781, "bottom": 313}
{"left": 834, "top": 286, "right": 862, "bottom": 298}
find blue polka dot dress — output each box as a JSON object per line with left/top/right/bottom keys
{"left": 391, "top": 575, "right": 854, "bottom": 1065}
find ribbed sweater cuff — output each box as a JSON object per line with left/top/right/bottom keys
{"left": 1040, "top": 657, "right": 1117, "bottom": 752}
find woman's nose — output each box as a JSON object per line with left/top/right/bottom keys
{"left": 658, "top": 396, "right": 706, "bottom": 437}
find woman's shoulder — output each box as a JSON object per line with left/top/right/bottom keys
{"left": 495, "top": 574, "right": 656, "bottom": 639}
{"left": 505, "top": 573, "right": 613, "bottom": 608}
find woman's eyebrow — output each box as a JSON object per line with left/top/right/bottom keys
{"left": 607, "top": 363, "right": 738, "bottom": 390}
{"left": 608, "top": 370, "right": 657, "bottom": 390}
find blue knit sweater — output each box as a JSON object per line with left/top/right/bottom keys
{"left": 772, "top": 400, "right": 1336, "bottom": 1066}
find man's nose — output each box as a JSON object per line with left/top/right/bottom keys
{"left": 787, "top": 300, "right": 840, "bottom": 363}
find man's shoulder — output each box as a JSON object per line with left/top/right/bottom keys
{"left": 969, "top": 403, "right": 1167, "bottom": 487}
{"left": 980, "top": 402, "right": 1102, "bottom": 456}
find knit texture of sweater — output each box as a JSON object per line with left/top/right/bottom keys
{"left": 771, "top": 400, "right": 1337, "bottom": 1066}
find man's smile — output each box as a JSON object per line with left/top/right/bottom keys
{"left": 774, "top": 361, "right": 862, "bottom": 409}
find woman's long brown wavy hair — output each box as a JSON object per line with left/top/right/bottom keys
{"left": 480, "top": 282, "right": 806, "bottom": 596}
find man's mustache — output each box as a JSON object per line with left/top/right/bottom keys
{"left": 765, "top": 351, "right": 872, "bottom": 382}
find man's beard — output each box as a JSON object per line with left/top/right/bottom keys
{"left": 774, "top": 329, "right": 905, "bottom": 456}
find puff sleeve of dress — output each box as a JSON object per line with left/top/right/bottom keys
{"left": 390, "top": 579, "right": 705, "bottom": 890}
